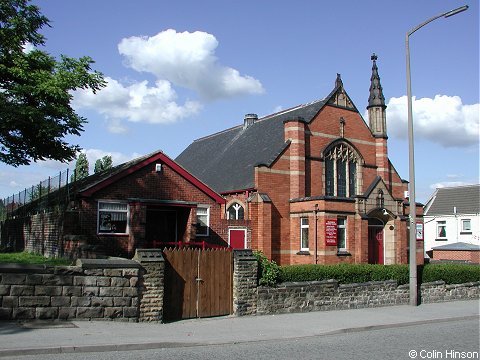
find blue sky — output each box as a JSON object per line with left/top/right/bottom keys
{"left": 1, "top": 0, "right": 478, "bottom": 203}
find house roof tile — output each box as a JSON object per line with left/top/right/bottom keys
{"left": 424, "top": 185, "right": 480, "bottom": 216}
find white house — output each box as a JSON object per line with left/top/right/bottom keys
{"left": 423, "top": 184, "right": 480, "bottom": 260}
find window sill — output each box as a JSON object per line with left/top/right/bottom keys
{"left": 435, "top": 238, "right": 448, "bottom": 241}
{"left": 297, "top": 251, "right": 311, "bottom": 256}
{"left": 97, "top": 233, "right": 128, "bottom": 236}
{"left": 460, "top": 232, "right": 472, "bottom": 235}
{"left": 337, "top": 250, "right": 351, "bottom": 256}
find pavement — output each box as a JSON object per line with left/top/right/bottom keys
{"left": 0, "top": 300, "right": 478, "bottom": 357}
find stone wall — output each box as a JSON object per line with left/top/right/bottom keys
{"left": 134, "top": 249, "right": 165, "bottom": 322}
{"left": 0, "top": 259, "right": 142, "bottom": 321}
{"left": 233, "top": 250, "right": 258, "bottom": 316}
{"left": 257, "top": 280, "right": 480, "bottom": 315}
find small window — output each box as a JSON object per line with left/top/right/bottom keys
{"left": 337, "top": 218, "right": 347, "bottom": 251}
{"left": 98, "top": 201, "right": 128, "bottom": 234}
{"left": 436, "top": 220, "right": 447, "bottom": 239}
{"left": 196, "top": 206, "right": 210, "bottom": 236}
{"left": 300, "top": 218, "right": 309, "bottom": 251}
{"left": 227, "top": 203, "right": 245, "bottom": 220}
{"left": 461, "top": 219, "right": 471, "bottom": 233}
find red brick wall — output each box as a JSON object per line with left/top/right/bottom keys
{"left": 433, "top": 250, "right": 480, "bottom": 264}
{"left": 68, "top": 161, "right": 225, "bottom": 257}
{"left": 252, "top": 103, "right": 412, "bottom": 266}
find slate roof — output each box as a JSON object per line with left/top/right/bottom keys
{"left": 424, "top": 185, "right": 480, "bottom": 216}
{"left": 432, "top": 242, "right": 480, "bottom": 251}
{"left": 175, "top": 99, "right": 328, "bottom": 193}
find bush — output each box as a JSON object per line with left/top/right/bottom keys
{"left": 253, "top": 251, "right": 280, "bottom": 286}
{"left": 279, "top": 263, "right": 409, "bottom": 285}
{"left": 274, "top": 263, "right": 478, "bottom": 287}
{"left": 421, "top": 263, "right": 480, "bottom": 285}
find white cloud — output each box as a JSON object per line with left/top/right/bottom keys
{"left": 73, "top": 76, "right": 202, "bottom": 129}
{"left": 22, "top": 42, "right": 35, "bottom": 53}
{"left": 80, "top": 148, "right": 140, "bottom": 172}
{"left": 385, "top": 95, "right": 479, "bottom": 148}
{"left": 118, "top": 29, "right": 264, "bottom": 100}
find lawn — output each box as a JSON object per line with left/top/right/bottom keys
{"left": 0, "top": 252, "right": 72, "bottom": 266}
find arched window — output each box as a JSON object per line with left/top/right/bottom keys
{"left": 227, "top": 203, "right": 245, "bottom": 220}
{"left": 325, "top": 143, "right": 358, "bottom": 198}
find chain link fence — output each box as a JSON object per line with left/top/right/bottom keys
{"left": 0, "top": 168, "right": 81, "bottom": 220}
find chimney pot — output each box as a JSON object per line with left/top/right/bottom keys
{"left": 243, "top": 113, "right": 258, "bottom": 129}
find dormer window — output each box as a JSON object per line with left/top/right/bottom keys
{"left": 325, "top": 143, "right": 358, "bottom": 198}
{"left": 227, "top": 202, "right": 245, "bottom": 220}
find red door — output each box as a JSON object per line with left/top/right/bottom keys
{"left": 229, "top": 229, "right": 246, "bottom": 249}
{"left": 368, "top": 227, "right": 384, "bottom": 264}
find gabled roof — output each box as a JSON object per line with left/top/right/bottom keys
{"left": 175, "top": 99, "right": 328, "bottom": 193}
{"left": 76, "top": 150, "right": 225, "bottom": 204}
{"left": 176, "top": 76, "right": 365, "bottom": 194}
{"left": 424, "top": 184, "right": 480, "bottom": 216}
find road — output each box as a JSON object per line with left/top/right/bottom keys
{"left": 3, "top": 318, "right": 479, "bottom": 360}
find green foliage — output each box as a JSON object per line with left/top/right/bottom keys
{"left": 0, "top": 0, "right": 105, "bottom": 166}
{"left": 253, "top": 251, "right": 280, "bottom": 286}
{"left": 421, "top": 263, "right": 480, "bottom": 285}
{"left": 0, "top": 251, "right": 72, "bottom": 265}
{"left": 274, "top": 263, "right": 478, "bottom": 287}
{"left": 71, "top": 153, "right": 89, "bottom": 181}
{"left": 94, "top": 155, "right": 113, "bottom": 173}
{"left": 278, "top": 264, "right": 407, "bottom": 285}
{"left": 28, "top": 184, "right": 48, "bottom": 201}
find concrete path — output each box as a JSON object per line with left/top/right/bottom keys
{"left": 0, "top": 300, "right": 478, "bottom": 357}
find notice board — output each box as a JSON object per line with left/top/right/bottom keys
{"left": 325, "top": 219, "right": 338, "bottom": 246}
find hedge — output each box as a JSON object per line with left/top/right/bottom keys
{"left": 269, "top": 263, "right": 480, "bottom": 286}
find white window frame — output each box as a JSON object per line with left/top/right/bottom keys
{"left": 461, "top": 219, "right": 472, "bottom": 233}
{"left": 227, "top": 202, "right": 245, "bottom": 220}
{"left": 436, "top": 220, "right": 447, "bottom": 240}
{"left": 97, "top": 200, "right": 129, "bottom": 235}
{"left": 337, "top": 217, "right": 347, "bottom": 251}
{"left": 228, "top": 228, "right": 247, "bottom": 248}
{"left": 196, "top": 205, "right": 210, "bottom": 237}
{"left": 300, "top": 217, "right": 309, "bottom": 251}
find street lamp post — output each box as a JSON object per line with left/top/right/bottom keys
{"left": 406, "top": 5, "right": 468, "bottom": 306}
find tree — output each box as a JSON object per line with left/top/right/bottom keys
{"left": 94, "top": 155, "right": 113, "bottom": 174}
{"left": 0, "top": 0, "right": 105, "bottom": 166}
{"left": 71, "top": 153, "right": 89, "bottom": 182}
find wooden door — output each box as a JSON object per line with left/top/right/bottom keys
{"left": 163, "top": 248, "right": 233, "bottom": 321}
{"left": 229, "top": 229, "right": 246, "bottom": 249}
{"left": 368, "top": 226, "right": 384, "bottom": 264}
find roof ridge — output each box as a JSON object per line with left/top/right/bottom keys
{"left": 193, "top": 124, "right": 242, "bottom": 142}
{"left": 437, "top": 184, "right": 479, "bottom": 190}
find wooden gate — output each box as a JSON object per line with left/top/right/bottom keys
{"left": 163, "top": 248, "right": 233, "bottom": 321}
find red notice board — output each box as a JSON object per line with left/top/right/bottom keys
{"left": 325, "top": 219, "right": 338, "bottom": 246}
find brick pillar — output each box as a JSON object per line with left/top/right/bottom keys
{"left": 134, "top": 249, "right": 165, "bottom": 322}
{"left": 284, "top": 118, "right": 306, "bottom": 199}
{"left": 233, "top": 249, "right": 258, "bottom": 316}
{"left": 375, "top": 138, "right": 389, "bottom": 185}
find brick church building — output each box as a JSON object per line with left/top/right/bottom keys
{"left": 177, "top": 55, "right": 424, "bottom": 266}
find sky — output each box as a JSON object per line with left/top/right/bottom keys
{"left": 1, "top": 0, "right": 478, "bottom": 204}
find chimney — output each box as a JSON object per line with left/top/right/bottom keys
{"left": 243, "top": 113, "right": 258, "bottom": 129}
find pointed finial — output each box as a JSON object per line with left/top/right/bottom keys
{"left": 335, "top": 73, "right": 343, "bottom": 88}
{"left": 367, "top": 53, "right": 385, "bottom": 109}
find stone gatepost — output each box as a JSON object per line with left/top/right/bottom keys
{"left": 134, "top": 249, "right": 165, "bottom": 322}
{"left": 233, "top": 249, "right": 258, "bottom": 316}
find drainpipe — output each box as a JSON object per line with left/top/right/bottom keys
{"left": 314, "top": 204, "right": 318, "bottom": 264}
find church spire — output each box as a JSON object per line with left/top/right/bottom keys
{"left": 367, "top": 53, "right": 386, "bottom": 109}
{"left": 367, "top": 53, "right": 387, "bottom": 138}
